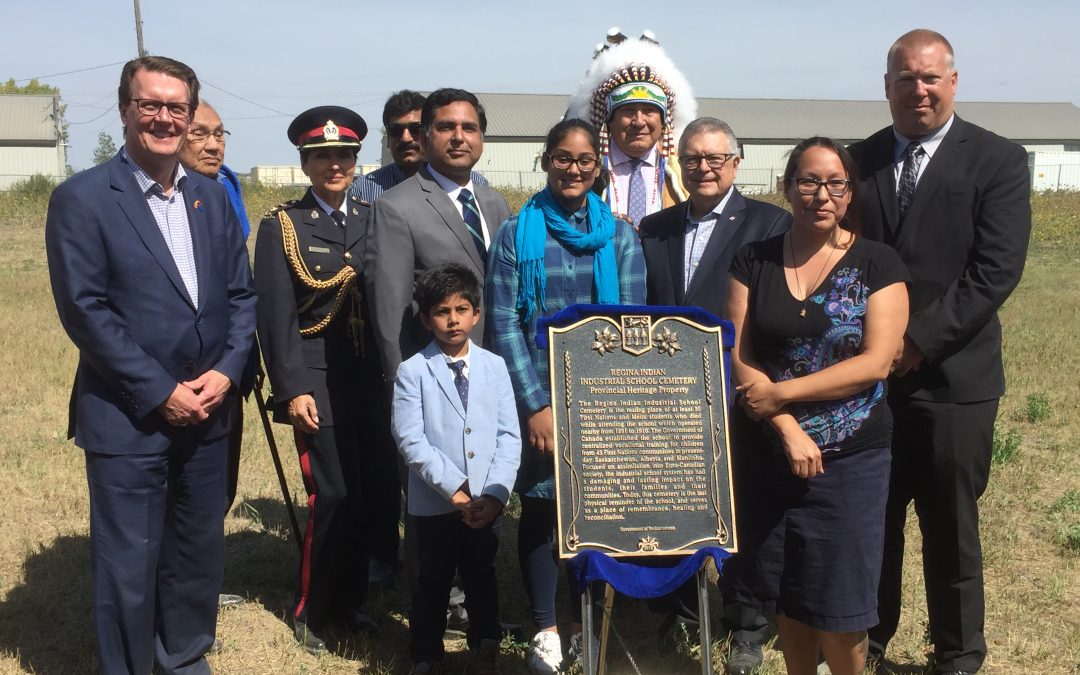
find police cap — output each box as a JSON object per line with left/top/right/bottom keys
{"left": 287, "top": 106, "right": 367, "bottom": 151}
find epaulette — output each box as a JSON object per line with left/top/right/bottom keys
{"left": 263, "top": 199, "right": 298, "bottom": 219}
{"left": 349, "top": 194, "right": 372, "bottom": 208}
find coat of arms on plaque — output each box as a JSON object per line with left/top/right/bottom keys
{"left": 620, "top": 315, "right": 652, "bottom": 355}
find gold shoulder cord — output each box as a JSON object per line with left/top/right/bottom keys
{"left": 277, "top": 209, "right": 364, "bottom": 355}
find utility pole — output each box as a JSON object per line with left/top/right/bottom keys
{"left": 133, "top": 0, "right": 147, "bottom": 57}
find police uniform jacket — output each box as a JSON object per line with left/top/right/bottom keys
{"left": 254, "top": 188, "right": 382, "bottom": 425}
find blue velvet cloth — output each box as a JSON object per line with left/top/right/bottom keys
{"left": 566, "top": 547, "right": 730, "bottom": 598}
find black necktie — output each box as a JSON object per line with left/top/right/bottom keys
{"left": 457, "top": 188, "right": 487, "bottom": 263}
{"left": 897, "top": 142, "right": 924, "bottom": 224}
{"left": 331, "top": 209, "right": 346, "bottom": 228}
{"left": 448, "top": 360, "right": 468, "bottom": 411}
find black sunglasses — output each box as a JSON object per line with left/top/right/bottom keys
{"left": 386, "top": 122, "right": 424, "bottom": 139}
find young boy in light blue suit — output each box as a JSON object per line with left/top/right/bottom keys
{"left": 392, "top": 263, "right": 521, "bottom": 674}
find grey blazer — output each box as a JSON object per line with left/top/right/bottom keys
{"left": 365, "top": 165, "right": 511, "bottom": 378}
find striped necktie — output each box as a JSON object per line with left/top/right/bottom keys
{"left": 457, "top": 188, "right": 487, "bottom": 263}
{"left": 897, "top": 142, "right": 924, "bottom": 224}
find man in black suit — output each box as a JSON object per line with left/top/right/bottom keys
{"left": 641, "top": 116, "right": 790, "bottom": 315}
{"left": 849, "top": 29, "right": 1031, "bottom": 675}
{"left": 640, "top": 116, "right": 790, "bottom": 675}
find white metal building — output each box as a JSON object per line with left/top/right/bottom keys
{"left": 0, "top": 94, "right": 67, "bottom": 189}
{"left": 382, "top": 95, "right": 1080, "bottom": 193}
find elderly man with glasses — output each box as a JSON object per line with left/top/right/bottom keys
{"left": 178, "top": 100, "right": 249, "bottom": 238}
{"left": 639, "top": 116, "right": 791, "bottom": 675}
{"left": 177, "top": 100, "right": 255, "bottom": 619}
{"left": 349, "top": 89, "right": 489, "bottom": 205}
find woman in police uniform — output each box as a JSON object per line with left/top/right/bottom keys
{"left": 254, "top": 106, "right": 395, "bottom": 653}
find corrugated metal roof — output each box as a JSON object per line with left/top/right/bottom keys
{"left": 0, "top": 94, "right": 61, "bottom": 143}
{"left": 475, "top": 94, "right": 1080, "bottom": 143}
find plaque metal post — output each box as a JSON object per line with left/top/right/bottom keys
{"left": 697, "top": 565, "right": 713, "bottom": 675}
{"left": 598, "top": 583, "right": 615, "bottom": 675}
{"left": 581, "top": 584, "right": 596, "bottom": 675}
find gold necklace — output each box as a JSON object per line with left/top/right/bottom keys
{"left": 788, "top": 232, "right": 840, "bottom": 317}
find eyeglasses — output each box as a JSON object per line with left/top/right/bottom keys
{"left": 545, "top": 153, "right": 598, "bottom": 172}
{"left": 187, "top": 128, "right": 230, "bottom": 143}
{"left": 386, "top": 122, "right": 424, "bottom": 138}
{"left": 129, "top": 98, "right": 191, "bottom": 119}
{"left": 678, "top": 153, "right": 737, "bottom": 171}
{"left": 792, "top": 177, "right": 852, "bottom": 197}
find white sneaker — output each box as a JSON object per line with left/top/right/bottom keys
{"left": 526, "top": 630, "right": 563, "bottom": 675}
{"left": 568, "top": 632, "right": 599, "bottom": 671}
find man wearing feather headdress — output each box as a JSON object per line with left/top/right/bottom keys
{"left": 565, "top": 28, "right": 697, "bottom": 228}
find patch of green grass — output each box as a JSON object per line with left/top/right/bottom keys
{"left": 1052, "top": 490, "right": 1080, "bottom": 514}
{"left": 1025, "top": 392, "right": 1052, "bottom": 423}
{"left": 1053, "top": 521, "right": 1080, "bottom": 552}
{"left": 991, "top": 425, "right": 1022, "bottom": 467}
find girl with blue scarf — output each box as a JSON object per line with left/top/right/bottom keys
{"left": 486, "top": 119, "right": 645, "bottom": 673}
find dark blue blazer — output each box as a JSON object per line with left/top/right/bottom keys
{"left": 640, "top": 187, "right": 792, "bottom": 317}
{"left": 45, "top": 151, "right": 257, "bottom": 454}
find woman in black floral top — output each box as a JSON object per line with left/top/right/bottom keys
{"left": 725, "top": 137, "right": 909, "bottom": 675}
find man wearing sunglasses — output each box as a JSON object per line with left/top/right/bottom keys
{"left": 349, "top": 90, "right": 489, "bottom": 204}
{"left": 639, "top": 116, "right": 791, "bottom": 675}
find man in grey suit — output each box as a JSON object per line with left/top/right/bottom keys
{"left": 366, "top": 88, "right": 511, "bottom": 380}
{"left": 365, "top": 89, "right": 511, "bottom": 629}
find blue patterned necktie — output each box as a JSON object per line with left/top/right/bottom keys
{"left": 627, "top": 158, "right": 648, "bottom": 227}
{"left": 897, "top": 142, "right": 924, "bottom": 223}
{"left": 457, "top": 188, "right": 487, "bottom": 263}
{"left": 448, "top": 360, "right": 468, "bottom": 411}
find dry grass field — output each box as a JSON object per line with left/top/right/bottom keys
{"left": 0, "top": 180, "right": 1076, "bottom": 674}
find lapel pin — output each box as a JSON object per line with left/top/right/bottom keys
{"left": 311, "top": 209, "right": 319, "bottom": 219}
{"left": 193, "top": 199, "right": 203, "bottom": 212}
{"left": 728, "top": 215, "right": 736, "bottom": 221}
{"left": 351, "top": 207, "right": 358, "bottom": 215}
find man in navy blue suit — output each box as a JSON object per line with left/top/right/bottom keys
{"left": 640, "top": 116, "right": 791, "bottom": 675}
{"left": 45, "top": 55, "right": 257, "bottom": 674}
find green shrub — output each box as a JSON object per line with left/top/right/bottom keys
{"left": 0, "top": 174, "right": 59, "bottom": 226}
{"left": 991, "top": 425, "right": 1022, "bottom": 467}
{"left": 1025, "top": 393, "right": 1052, "bottom": 423}
{"left": 1031, "top": 190, "right": 1080, "bottom": 244}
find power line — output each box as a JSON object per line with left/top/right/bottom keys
{"left": 200, "top": 79, "right": 292, "bottom": 116}
{"left": 13, "top": 61, "right": 127, "bottom": 84}
{"left": 69, "top": 107, "right": 117, "bottom": 125}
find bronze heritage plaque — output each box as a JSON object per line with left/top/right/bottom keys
{"left": 548, "top": 312, "right": 738, "bottom": 558}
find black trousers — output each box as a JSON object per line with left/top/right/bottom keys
{"left": 714, "top": 408, "right": 771, "bottom": 644}
{"left": 870, "top": 395, "right": 997, "bottom": 673}
{"left": 224, "top": 396, "right": 243, "bottom": 514}
{"left": 410, "top": 511, "right": 501, "bottom": 661}
{"left": 292, "top": 423, "right": 369, "bottom": 628}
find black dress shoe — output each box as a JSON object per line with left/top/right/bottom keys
{"left": 293, "top": 620, "right": 327, "bottom": 655}
{"left": 725, "top": 640, "right": 763, "bottom": 675}
{"left": 343, "top": 609, "right": 379, "bottom": 635}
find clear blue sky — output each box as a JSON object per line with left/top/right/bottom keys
{"left": 6, "top": 0, "right": 1078, "bottom": 174}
